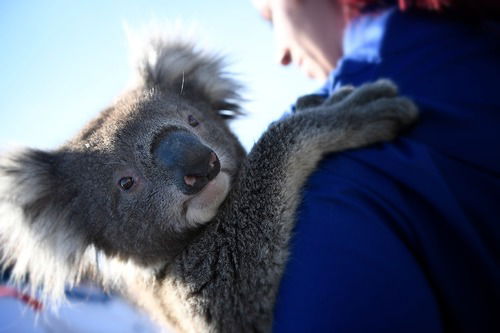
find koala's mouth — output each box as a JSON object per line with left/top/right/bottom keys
{"left": 184, "top": 171, "right": 230, "bottom": 226}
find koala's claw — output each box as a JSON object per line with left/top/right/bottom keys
{"left": 295, "top": 94, "right": 328, "bottom": 111}
{"left": 355, "top": 96, "right": 418, "bottom": 126}
{"left": 337, "top": 79, "right": 399, "bottom": 109}
{"left": 323, "top": 86, "right": 355, "bottom": 106}
{"left": 346, "top": 95, "right": 419, "bottom": 146}
{"left": 296, "top": 80, "right": 400, "bottom": 114}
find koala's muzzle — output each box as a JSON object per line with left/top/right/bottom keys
{"left": 153, "top": 130, "right": 220, "bottom": 195}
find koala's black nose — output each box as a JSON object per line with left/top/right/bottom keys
{"left": 153, "top": 130, "right": 221, "bottom": 195}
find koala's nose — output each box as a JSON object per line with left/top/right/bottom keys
{"left": 153, "top": 130, "right": 221, "bottom": 195}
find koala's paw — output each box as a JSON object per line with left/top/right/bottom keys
{"left": 295, "top": 94, "right": 327, "bottom": 112}
{"left": 294, "top": 85, "right": 355, "bottom": 112}
{"left": 323, "top": 85, "right": 356, "bottom": 106}
{"left": 337, "top": 81, "right": 418, "bottom": 145}
{"left": 333, "top": 79, "right": 398, "bottom": 108}
{"left": 348, "top": 80, "right": 416, "bottom": 123}
{"left": 296, "top": 79, "right": 395, "bottom": 114}
{"left": 356, "top": 96, "right": 418, "bottom": 139}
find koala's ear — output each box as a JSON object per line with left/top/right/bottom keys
{"left": 0, "top": 149, "right": 88, "bottom": 303}
{"left": 136, "top": 36, "right": 244, "bottom": 119}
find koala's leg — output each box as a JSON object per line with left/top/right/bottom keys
{"left": 164, "top": 80, "right": 418, "bottom": 333}
{"left": 230, "top": 80, "right": 417, "bottom": 243}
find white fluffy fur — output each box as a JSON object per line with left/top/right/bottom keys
{"left": 0, "top": 151, "right": 88, "bottom": 306}
{"left": 0, "top": 152, "right": 155, "bottom": 306}
{"left": 126, "top": 24, "right": 242, "bottom": 108}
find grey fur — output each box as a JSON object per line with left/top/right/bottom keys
{"left": 0, "top": 36, "right": 417, "bottom": 332}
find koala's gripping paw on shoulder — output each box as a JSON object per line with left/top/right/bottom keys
{"left": 329, "top": 79, "right": 418, "bottom": 144}
{"left": 294, "top": 79, "right": 410, "bottom": 120}
{"left": 278, "top": 80, "right": 418, "bottom": 155}
{"left": 294, "top": 94, "right": 328, "bottom": 111}
{"left": 294, "top": 85, "right": 355, "bottom": 112}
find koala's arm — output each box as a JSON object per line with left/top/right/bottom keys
{"left": 162, "top": 80, "right": 418, "bottom": 333}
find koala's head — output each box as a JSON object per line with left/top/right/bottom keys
{"left": 0, "top": 37, "right": 245, "bottom": 297}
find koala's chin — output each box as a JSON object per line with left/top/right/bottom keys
{"left": 185, "top": 171, "right": 230, "bottom": 225}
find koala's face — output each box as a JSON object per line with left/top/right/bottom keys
{"left": 53, "top": 89, "right": 245, "bottom": 265}
{"left": 0, "top": 40, "right": 246, "bottom": 276}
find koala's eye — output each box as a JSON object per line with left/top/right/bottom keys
{"left": 188, "top": 115, "right": 199, "bottom": 127}
{"left": 118, "top": 177, "right": 135, "bottom": 191}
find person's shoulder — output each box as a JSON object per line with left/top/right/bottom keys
{"left": 306, "top": 138, "right": 431, "bottom": 194}
{"left": 302, "top": 137, "right": 469, "bottom": 219}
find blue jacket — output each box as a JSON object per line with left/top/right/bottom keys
{"left": 273, "top": 8, "right": 500, "bottom": 333}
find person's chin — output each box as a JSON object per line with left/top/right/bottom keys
{"left": 299, "top": 60, "right": 329, "bottom": 81}
{"left": 303, "top": 67, "right": 328, "bottom": 81}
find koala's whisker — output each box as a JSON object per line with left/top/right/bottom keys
{"left": 180, "top": 71, "right": 185, "bottom": 96}
{"left": 172, "top": 71, "right": 186, "bottom": 119}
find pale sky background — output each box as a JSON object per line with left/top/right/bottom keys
{"left": 0, "top": 0, "right": 318, "bottom": 153}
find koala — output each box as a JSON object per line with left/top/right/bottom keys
{"left": 0, "top": 35, "right": 417, "bottom": 333}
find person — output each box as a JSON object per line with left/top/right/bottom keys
{"left": 252, "top": 0, "right": 500, "bottom": 332}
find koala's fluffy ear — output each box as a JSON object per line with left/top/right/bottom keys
{"left": 0, "top": 149, "right": 88, "bottom": 303}
{"left": 135, "top": 35, "right": 244, "bottom": 119}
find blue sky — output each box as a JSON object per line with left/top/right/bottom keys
{"left": 0, "top": 0, "right": 317, "bottom": 152}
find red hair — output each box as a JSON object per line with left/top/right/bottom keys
{"left": 340, "top": 0, "right": 500, "bottom": 20}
